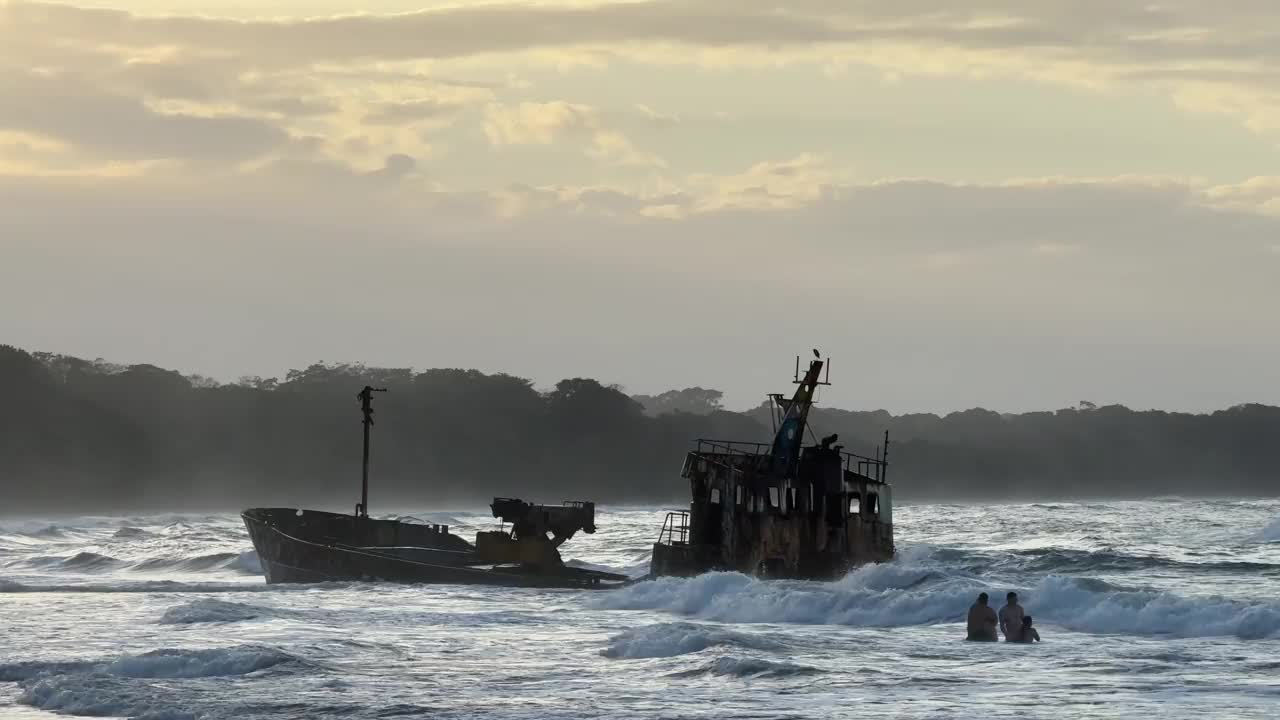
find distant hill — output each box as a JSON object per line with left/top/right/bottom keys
{"left": 2, "top": 343, "right": 1277, "bottom": 513}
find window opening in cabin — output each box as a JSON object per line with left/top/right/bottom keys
{"left": 768, "top": 487, "right": 780, "bottom": 509}
{"left": 710, "top": 488, "right": 721, "bottom": 504}
{"left": 865, "top": 492, "right": 879, "bottom": 517}
{"left": 848, "top": 492, "right": 861, "bottom": 516}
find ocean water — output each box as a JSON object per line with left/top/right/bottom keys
{"left": 1, "top": 499, "right": 1278, "bottom": 719}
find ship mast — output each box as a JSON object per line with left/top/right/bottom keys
{"left": 768, "top": 349, "right": 830, "bottom": 474}
{"left": 356, "top": 385, "right": 387, "bottom": 518}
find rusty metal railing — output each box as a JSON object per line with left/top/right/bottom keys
{"left": 694, "top": 439, "right": 771, "bottom": 457}
{"left": 656, "top": 511, "right": 690, "bottom": 546}
{"left": 691, "top": 437, "right": 890, "bottom": 483}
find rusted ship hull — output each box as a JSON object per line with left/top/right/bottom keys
{"left": 241, "top": 389, "right": 629, "bottom": 590}
{"left": 242, "top": 507, "right": 628, "bottom": 589}
{"left": 651, "top": 510, "right": 893, "bottom": 580}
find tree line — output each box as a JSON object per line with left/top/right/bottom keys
{"left": 2, "top": 344, "right": 1276, "bottom": 514}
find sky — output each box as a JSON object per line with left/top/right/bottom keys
{"left": 2, "top": 0, "right": 1279, "bottom": 413}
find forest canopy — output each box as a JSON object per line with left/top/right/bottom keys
{"left": 2, "top": 344, "right": 1277, "bottom": 513}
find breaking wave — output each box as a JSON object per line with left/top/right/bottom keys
{"left": 602, "top": 622, "right": 785, "bottom": 659}
{"left": 227, "top": 549, "right": 263, "bottom": 574}
{"left": 596, "top": 550, "right": 1280, "bottom": 640}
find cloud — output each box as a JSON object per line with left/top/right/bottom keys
{"left": 484, "top": 101, "right": 598, "bottom": 146}
{"left": 1204, "top": 176, "right": 1280, "bottom": 216}
{"left": 687, "top": 153, "right": 835, "bottom": 211}
{"left": 0, "top": 68, "right": 291, "bottom": 164}
{"left": 484, "top": 101, "right": 664, "bottom": 167}
{"left": 363, "top": 99, "right": 469, "bottom": 126}
{"left": 8, "top": 2, "right": 1280, "bottom": 72}
{"left": 634, "top": 103, "right": 681, "bottom": 127}
{"left": 366, "top": 153, "right": 418, "bottom": 181}
{"left": 5, "top": 0, "right": 1280, "bottom": 179}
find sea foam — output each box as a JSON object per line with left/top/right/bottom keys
{"left": 596, "top": 551, "right": 1280, "bottom": 640}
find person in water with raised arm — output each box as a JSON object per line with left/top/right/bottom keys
{"left": 966, "top": 592, "right": 998, "bottom": 641}
{"left": 999, "top": 591, "right": 1025, "bottom": 642}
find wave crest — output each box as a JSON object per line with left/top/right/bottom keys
{"left": 602, "top": 622, "right": 784, "bottom": 659}
{"left": 669, "top": 656, "right": 822, "bottom": 679}
{"left": 5, "top": 645, "right": 303, "bottom": 720}
{"left": 0, "top": 644, "right": 298, "bottom": 683}
{"left": 106, "top": 646, "right": 297, "bottom": 679}
{"left": 158, "top": 599, "right": 279, "bottom": 625}
{"left": 27, "top": 551, "right": 125, "bottom": 571}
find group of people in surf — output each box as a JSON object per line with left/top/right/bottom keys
{"left": 966, "top": 591, "right": 1041, "bottom": 643}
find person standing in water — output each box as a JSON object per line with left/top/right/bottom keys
{"left": 1017, "top": 615, "right": 1041, "bottom": 643}
{"left": 966, "top": 592, "right": 998, "bottom": 641}
{"left": 999, "top": 591, "right": 1025, "bottom": 642}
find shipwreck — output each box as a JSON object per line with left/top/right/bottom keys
{"left": 241, "top": 386, "right": 628, "bottom": 589}
{"left": 649, "top": 352, "right": 895, "bottom": 580}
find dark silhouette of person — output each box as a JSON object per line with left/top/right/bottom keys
{"left": 1016, "top": 615, "right": 1041, "bottom": 643}
{"left": 967, "top": 592, "right": 998, "bottom": 641}
{"left": 999, "top": 591, "right": 1025, "bottom": 641}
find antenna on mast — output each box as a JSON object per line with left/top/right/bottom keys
{"left": 796, "top": 350, "right": 832, "bottom": 386}
{"left": 355, "top": 385, "right": 388, "bottom": 518}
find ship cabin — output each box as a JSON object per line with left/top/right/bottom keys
{"left": 650, "top": 355, "right": 895, "bottom": 580}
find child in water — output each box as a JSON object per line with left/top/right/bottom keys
{"left": 1019, "top": 615, "right": 1041, "bottom": 643}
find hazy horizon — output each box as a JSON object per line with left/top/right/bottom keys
{"left": 4, "top": 1, "right": 1280, "bottom": 415}
{"left": 10, "top": 341, "right": 1280, "bottom": 417}
{"left": 6, "top": 342, "right": 1279, "bottom": 514}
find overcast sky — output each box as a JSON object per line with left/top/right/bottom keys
{"left": 2, "top": 0, "right": 1279, "bottom": 413}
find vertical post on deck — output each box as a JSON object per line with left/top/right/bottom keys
{"left": 881, "top": 430, "right": 891, "bottom": 483}
{"left": 356, "top": 385, "right": 387, "bottom": 518}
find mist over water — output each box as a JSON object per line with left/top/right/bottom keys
{"left": 2, "top": 499, "right": 1278, "bottom": 719}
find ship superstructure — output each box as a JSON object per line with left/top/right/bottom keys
{"left": 650, "top": 353, "right": 895, "bottom": 579}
